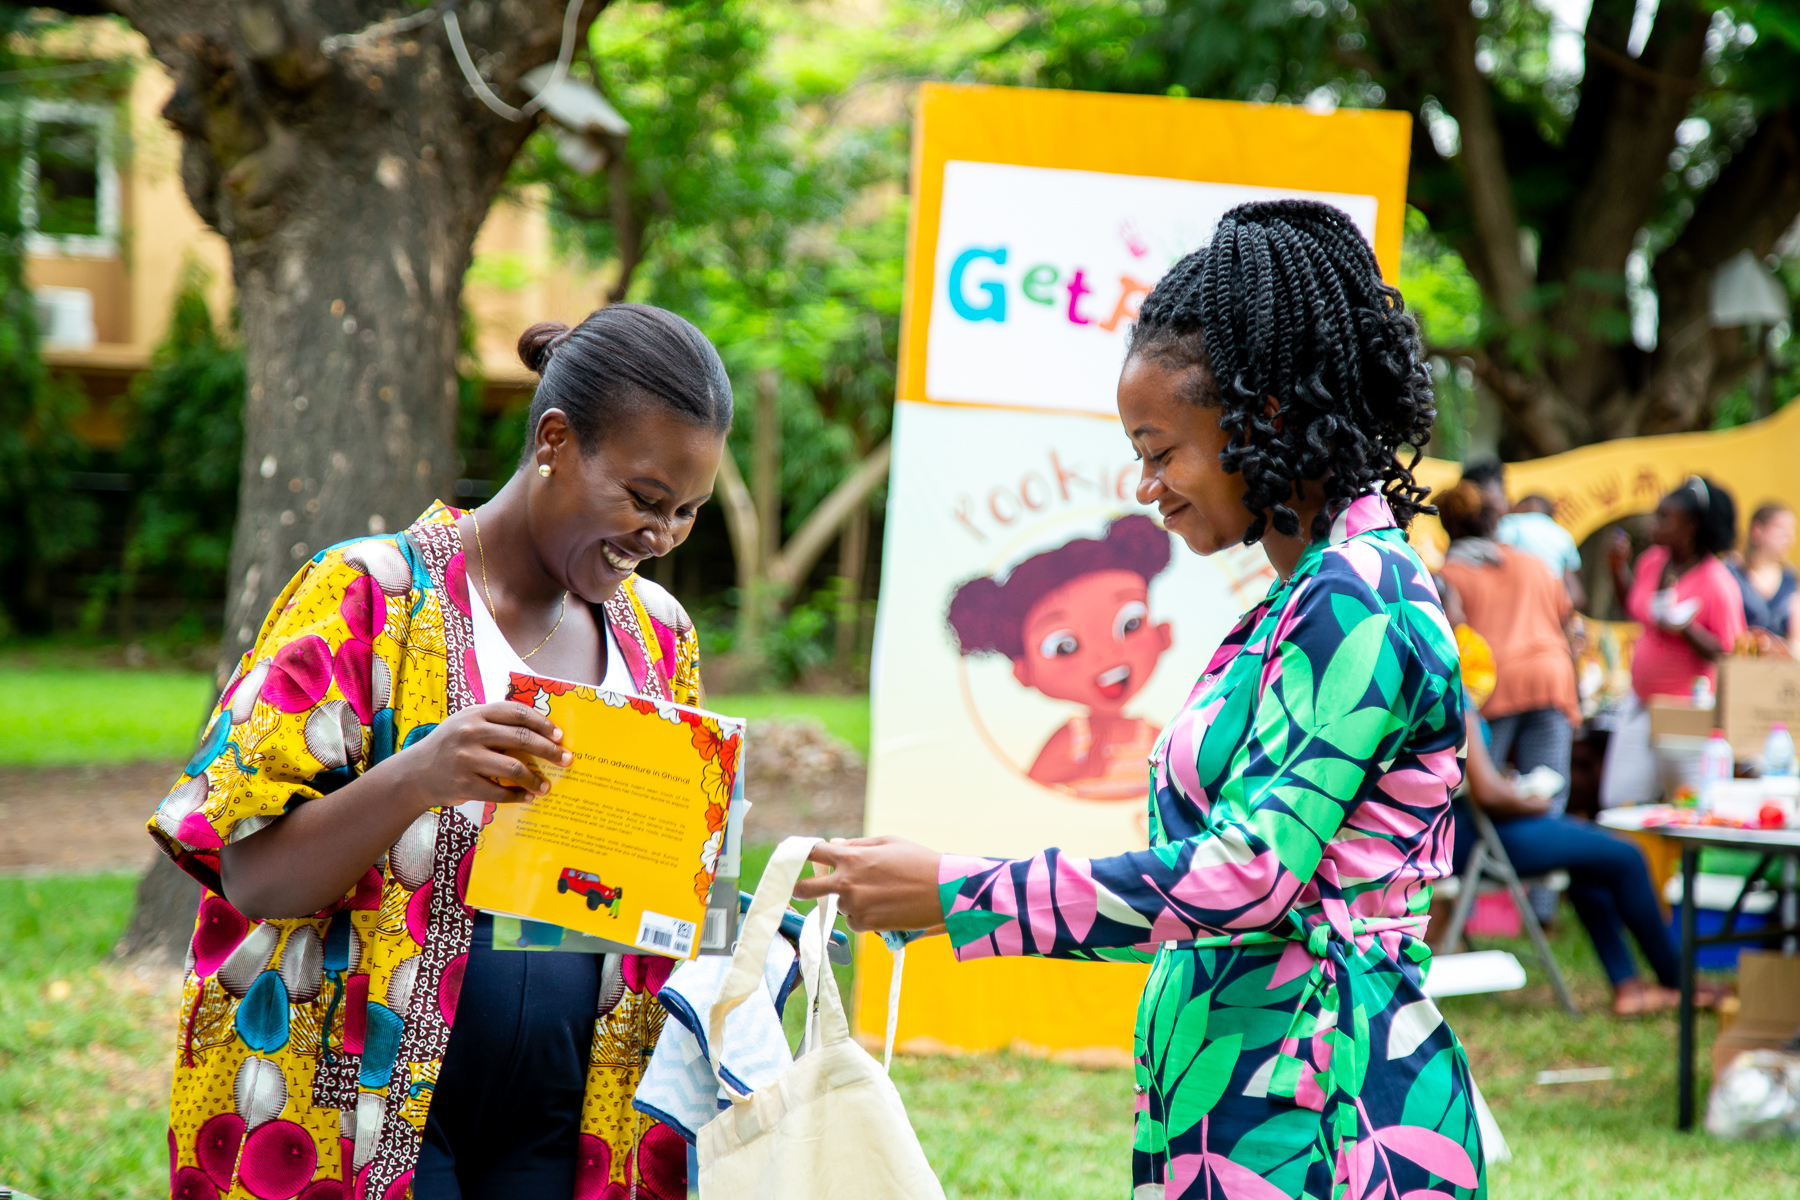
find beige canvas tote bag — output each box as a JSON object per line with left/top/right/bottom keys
{"left": 697, "top": 836, "right": 946, "bottom": 1199}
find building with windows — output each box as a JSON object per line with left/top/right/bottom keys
{"left": 17, "top": 18, "right": 607, "bottom": 450}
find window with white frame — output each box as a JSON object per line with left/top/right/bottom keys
{"left": 20, "top": 98, "right": 118, "bottom": 257}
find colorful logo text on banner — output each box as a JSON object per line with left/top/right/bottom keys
{"left": 924, "top": 162, "right": 1377, "bottom": 416}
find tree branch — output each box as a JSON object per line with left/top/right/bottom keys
{"left": 768, "top": 442, "right": 891, "bottom": 593}
{"left": 714, "top": 450, "right": 759, "bottom": 596}
{"left": 1653, "top": 110, "right": 1800, "bottom": 312}
{"left": 1430, "top": 0, "right": 1531, "bottom": 317}
{"left": 1579, "top": 27, "right": 1704, "bottom": 95}
{"left": 602, "top": 130, "right": 642, "bottom": 304}
{"left": 1549, "top": 0, "right": 1706, "bottom": 293}
{"left": 1453, "top": 347, "right": 1576, "bottom": 457}
{"left": 1639, "top": 107, "right": 1800, "bottom": 432}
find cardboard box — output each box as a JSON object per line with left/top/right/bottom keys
{"left": 1649, "top": 698, "right": 1715, "bottom": 740}
{"left": 1718, "top": 657, "right": 1800, "bottom": 758}
{"left": 1712, "top": 951, "right": 1800, "bottom": 1076}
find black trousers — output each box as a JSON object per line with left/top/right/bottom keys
{"left": 413, "top": 915, "right": 600, "bottom": 1200}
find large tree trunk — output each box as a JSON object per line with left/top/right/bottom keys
{"left": 113, "top": 855, "right": 202, "bottom": 965}
{"left": 109, "top": 0, "right": 607, "bottom": 949}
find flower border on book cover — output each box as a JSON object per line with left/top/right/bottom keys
{"left": 504, "top": 674, "right": 741, "bottom": 904}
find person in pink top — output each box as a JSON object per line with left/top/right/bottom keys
{"left": 1600, "top": 475, "right": 1745, "bottom": 807}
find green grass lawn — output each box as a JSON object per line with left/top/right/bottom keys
{"left": 10, "top": 857, "right": 1800, "bottom": 1199}
{"left": 708, "top": 692, "right": 871, "bottom": 757}
{"left": 1439, "top": 926, "right": 1800, "bottom": 1200}
{"left": 0, "top": 669, "right": 214, "bottom": 767}
{"left": 0, "top": 874, "right": 174, "bottom": 1199}
{"left": 0, "top": 666, "right": 872, "bottom": 767}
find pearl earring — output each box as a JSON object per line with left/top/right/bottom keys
{"left": 538, "top": 464, "right": 552, "bottom": 478}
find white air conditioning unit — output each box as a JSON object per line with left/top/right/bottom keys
{"left": 34, "top": 286, "right": 96, "bottom": 350}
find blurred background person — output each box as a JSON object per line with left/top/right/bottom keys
{"left": 1600, "top": 476, "right": 1745, "bottom": 808}
{"left": 1729, "top": 502, "right": 1797, "bottom": 653}
{"left": 1459, "top": 457, "right": 1507, "bottom": 514}
{"left": 1437, "top": 479, "right": 1580, "bottom": 922}
{"left": 1436, "top": 481, "right": 1579, "bottom": 813}
{"left": 1464, "top": 459, "right": 1586, "bottom": 611}
{"left": 1445, "top": 658, "right": 1721, "bottom": 1016}
{"left": 1500, "top": 494, "right": 1587, "bottom": 612}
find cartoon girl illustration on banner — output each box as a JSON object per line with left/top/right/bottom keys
{"left": 948, "top": 514, "right": 1173, "bottom": 799}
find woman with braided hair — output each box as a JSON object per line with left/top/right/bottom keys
{"left": 798, "top": 201, "right": 1482, "bottom": 1199}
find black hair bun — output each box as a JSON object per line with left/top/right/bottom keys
{"left": 517, "top": 321, "right": 571, "bottom": 375}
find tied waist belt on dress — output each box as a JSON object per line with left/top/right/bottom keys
{"left": 1164, "top": 913, "right": 1431, "bottom": 1114}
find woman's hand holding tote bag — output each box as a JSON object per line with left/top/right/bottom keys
{"left": 697, "top": 836, "right": 947, "bottom": 1200}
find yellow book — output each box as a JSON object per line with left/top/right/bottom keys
{"left": 463, "top": 671, "right": 744, "bottom": 959}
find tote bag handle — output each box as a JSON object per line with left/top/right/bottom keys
{"left": 708, "top": 836, "right": 832, "bottom": 1095}
{"left": 708, "top": 836, "right": 909, "bottom": 1093}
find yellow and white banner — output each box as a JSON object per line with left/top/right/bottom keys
{"left": 857, "top": 84, "right": 1413, "bottom": 1056}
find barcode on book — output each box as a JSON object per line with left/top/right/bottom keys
{"left": 634, "top": 911, "right": 695, "bottom": 957}
{"left": 700, "top": 906, "right": 729, "bottom": 951}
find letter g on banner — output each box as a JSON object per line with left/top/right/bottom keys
{"left": 948, "top": 246, "right": 1007, "bottom": 322}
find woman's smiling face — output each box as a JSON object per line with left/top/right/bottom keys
{"left": 529, "top": 403, "right": 725, "bottom": 605}
{"left": 1011, "top": 569, "right": 1172, "bottom": 716}
{"left": 1117, "top": 352, "right": 1251, "bottom": 556}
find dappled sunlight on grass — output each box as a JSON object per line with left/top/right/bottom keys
{"left": 8, "top": 861, "right": 1800, "bottom": 1197}
{"left": 1, "top": 874, "right": 175, "bottom": 1200}
{"left": 1438, "top": 917, "right": 1800, "bottom": 1199}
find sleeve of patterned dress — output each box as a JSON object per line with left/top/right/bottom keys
{"left": 938, "top": 549, "right": 1458, "bottom": 960}
{"left": 146, "top": 540, "right": 415, "bottom": 895}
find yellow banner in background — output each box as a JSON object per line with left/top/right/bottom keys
{"left": 1409, "top": 400, "right": 1800, "bottom": 568}
{"left": 898, "top": 84, "right": 1412, "bottom": 410}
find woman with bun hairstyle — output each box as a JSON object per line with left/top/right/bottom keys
{"left": 149, "top": 305, "right": 729, "bottom": 1200}
{"left": 948, "top": 514, "right": 1174, "bottom": 798}
{"left": 798, "top": 202, "right": 1486, "bottom": 1199}
{"left": 1600, "top": 476, "right": 1746, "bottom": 807}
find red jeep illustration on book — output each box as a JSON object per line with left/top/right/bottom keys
{"left": 556, "top": 867, "right": 624, "bottom": 916}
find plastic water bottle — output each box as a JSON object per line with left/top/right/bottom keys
{"left": 1698, "top": 730, "right": 1734, "bottom": 810}
{"left": 1763, "top": 722, "right": 1796, "bottom": 778}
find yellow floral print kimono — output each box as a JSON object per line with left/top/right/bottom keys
{"left": 149, "top": 503, "right": 702, "bottom": 1200}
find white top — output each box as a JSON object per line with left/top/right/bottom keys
{"left": 461, "top": 585, "right": 634, "bottom": 824}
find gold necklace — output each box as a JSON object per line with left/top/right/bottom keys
{"left": 470, "top": 509, "right": 566, "bottom": 661}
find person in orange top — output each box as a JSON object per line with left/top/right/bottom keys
{"left": 1436, "top": 480, "right": 1578, "bottom": 813}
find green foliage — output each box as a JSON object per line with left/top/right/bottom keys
{"left": 976, "top": 0, "right": 1376, "bottom": 106}
{"left": 971, "top": 0, "right": 1800, "bottom": 446}
{"left": 114, "top": 270, "right": 244, "bottom": 600}
{"left": 519, "top": 0, "right": 909, "bottom": 608}
{"left": 0, "top": 15, "right": 97, "bottom": 635}
{"left": 1400, "top": 207, "right": 1485, "bottom": 350}
{"left": 758, "top": 583, "right": 841, "bottom": 683}
{"left": 1399, "top": 207, "right": 1486, "bottom": 458}
{"left": 693, "top": 580, "right": 857, "bottom": 687}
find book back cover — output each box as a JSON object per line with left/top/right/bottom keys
{"left": 463, "top": 671, "right": 743, "bottom": 958}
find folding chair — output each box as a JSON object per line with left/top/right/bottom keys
{"left": 1439, "top": 798, "right": 1580, "bottom": 1014}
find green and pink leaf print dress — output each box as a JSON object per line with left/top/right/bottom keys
{"left": 939, "top": 494, "right": 1484, "bottom": 1200}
